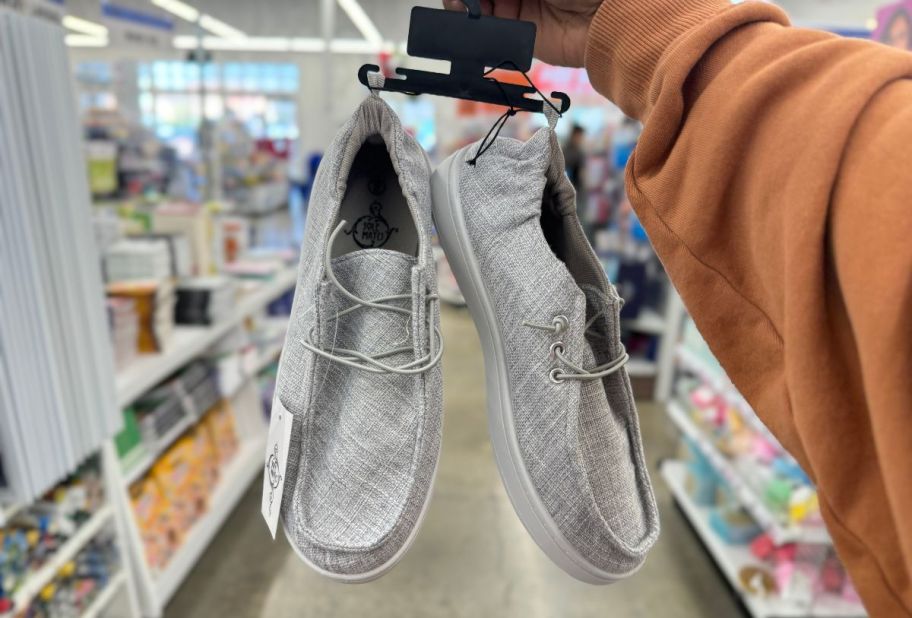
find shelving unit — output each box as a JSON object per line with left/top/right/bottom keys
{"left": 81, "top": 570, "right": 128, "bottom": 618}
{"left": 115, "top": 268, "right": 296, "bottom": 408}
{"left": 13, "top": 505, "right": 115, "bottom": 610}
{"left": 107, "top": 267, "right": 294, "bottom": 617}
{"left": 675, "top": 344, "right": 783, "bottom": 449}
{"left": 666, "top": 401, "right": 830, "bottom": 546}
{"left": 662, "top": 462, "right": 864, "bottom": 618}
{"left": 153, "top": 433, "right": 267, "bottom": 605}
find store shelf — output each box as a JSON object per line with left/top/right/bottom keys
{"left": 0, "top": 502, "right": 24, "bottom": 527}
{"left": 115, "top": 268, "right": 296, "bottom": 408}
{"left": 13, "top": 505, "right": 115, "bottom": 610}
{"left": 662, "top": 462, "right": 865, "bottom": 618}
{"left": 622, "top": 309, "right": 667, "bottom": 335}
{"left": 667, "top": 401, "right": 830, "bottom": 545}
{"left": 81, "top": 570, "right": 127, "bottom": 618}
{"left": 675, "top": 344, "right": 781, "bottom": 448}
{"left": 251, "top": 341, "right": 283, "bottom": 375}
{"left": 627, "top": 358, "right": 658, "bottom": 377}
{"left": 121, "top": 415, "right": 196, "bottom": 487}
{"left": 152, "top": 432, "right": 267, "bottom": 606}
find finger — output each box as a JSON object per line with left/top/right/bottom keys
{"left": 441, "top": 0, "right": 496, "bottom": 16}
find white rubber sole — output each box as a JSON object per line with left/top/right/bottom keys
{"left": 283, "top": 426, "right": 441, "bottom": 584}
{"left": 431, "top": 150, "right": 629, "bottom": 585}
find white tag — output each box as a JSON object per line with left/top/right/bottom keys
{"left": 261, "top": 397, "right": 294, "bottom": 539}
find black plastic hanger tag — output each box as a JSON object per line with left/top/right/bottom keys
{"left": 358, "top": 4, "right": 570, "bottom": 115}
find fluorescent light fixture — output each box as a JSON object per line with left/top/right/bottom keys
{"left": 62, "top": 16, "right": 108, "bottom": 37}
{"left": 151, "top": 0, "right": 199, "bottom": 22}
{"left": 290, "top": 38, "right": 327, "bottom": 53}
{"left": 199, "top": 14, "right": 246, "bottom": 39}
{"left": 330, "top": 38, "right": 380, "bottom": 54}
{"left": 337, "top": 0, "right": 383, "bottom": 46}
{"left": 866, "top": 17, "right": 878, "bottom": 31}
{"left": 174, "top": 36, "right": 288, "bottom": 51}
{"left": 65, "top": 34, "right": 109, "bottom": 47}
{"left": 172, "top": 35, "right": 401, "bottom": 54}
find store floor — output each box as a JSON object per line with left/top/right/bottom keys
{"left": 166, "top": 306, "right": 745, "bottom": 618}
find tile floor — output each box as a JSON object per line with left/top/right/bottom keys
{"left": 165, "top": 306, "right": 746, "bottom": 618}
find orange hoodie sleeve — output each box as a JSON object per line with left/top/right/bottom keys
{"left": 584, "top": 1, "right": 912, "bottom": 615}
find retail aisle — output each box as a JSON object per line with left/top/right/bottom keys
{"left": 166, "top": 306, "right": 745, "bottom": 618}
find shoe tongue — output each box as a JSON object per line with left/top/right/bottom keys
{"left": 323, "top": 249, "right": 417, "bottom": 357}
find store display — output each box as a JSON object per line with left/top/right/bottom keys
{"left": 103, "top": 239, "right": 172, "bottom": 282}
{"left": 270, "top": 92, "right": 443, "bottom": 580}
{"left": 175, "top": 277, "right": 238, "bottom": 326}
{"left": 0, "top": 12, "right": 121, "bottom": 504}
{"left": 106, "top": 298, "right": 140, "bottom": 370}
{"left": 129, "top": 401, "right": 239, "bottom": 574}
{"left": 18, "top": 534, "right": 122, "bottom": 618}
{"left": 662, "top": 318, "right": 866, "bottom": 617}
{"left": 106, "top": 279, "right": 176, "bottom": 353}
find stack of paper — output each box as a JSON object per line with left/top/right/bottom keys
{"left": 106, "top": 298, "right": 139, "bottom": 369}
{"left": 103, "top": 239, "right": 172, "bottom": 283}
{"left": 107, "top": 280, "right": 176, "bottom": 353}
{"left": 174, "top": 277, "right": 237, "bottom": 326}
{"left": 0, "top": 14, "right": 121, "bottom": 503}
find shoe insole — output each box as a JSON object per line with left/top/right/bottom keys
{"left": 332, "top": 138, "right": 419, "bottom": 258}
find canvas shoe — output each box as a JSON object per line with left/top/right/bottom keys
{"left": 274, "top": 89, "right": 442, "bottom": 582}
{"left": 430, "top": 112, "right": 660, "bottom": 583}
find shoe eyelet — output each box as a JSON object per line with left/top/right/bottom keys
{"left": 549, "top": 368, "right": 565, "bottom": 384}
{"left": 552, "top": 315, "right": 569, "bottom": 334}
{"left": 549, "top": 342, "right": 565, "bottom": 361}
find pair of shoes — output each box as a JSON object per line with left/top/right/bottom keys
{"left": 269, "top": 90, "right": 660, "bottom": 584}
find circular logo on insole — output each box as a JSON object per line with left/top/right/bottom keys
{"left": 345, "top": 202, "right": 399, "bottom": 249}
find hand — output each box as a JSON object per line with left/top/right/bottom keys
{"left": 442, "top": 0, "right": 602, "bottom": 67}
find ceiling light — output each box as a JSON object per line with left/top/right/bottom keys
{"left": 62, "top": 16, "right": 108, "bottom": 37}
{"left": 65, "top": 34, "right": 109, "bottom": 48}
{"left": 151, "top": 0, "right": 199, "bottom": 23}
{"left": 290, "top": 38, "right": 327, "bottom": 53}
{"left": 336, "top": 0, "right": 383, "bottom": 46}
{"left": 330, "top": 38, "right": 380, "bottom": 54}
{"left": 173, "top": 36, "right": 288, "bottom": 51}
{"left": 199, "top": 14, "right": 246, "bottom": 39}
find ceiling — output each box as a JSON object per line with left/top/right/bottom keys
{"left": 65, "top": 0, "right": 891, "bottom": 48}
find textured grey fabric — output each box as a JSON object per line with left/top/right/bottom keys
{"left": 457, "top": 129, "right": 659, "bottom": 575}
{"left": 276, "top": 94, "right": 442, "bottom": 577}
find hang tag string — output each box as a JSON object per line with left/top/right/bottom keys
{"left": 467, "top": 60, "right": 563, "bottom": 166}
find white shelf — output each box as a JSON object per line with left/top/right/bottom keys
{"left": 627, "top": 358, "right": 658, "bottom": 377}
{"left": 662, "top": 462, "right": 865, "bottom": 618}
{"left": 115, "top": 268, "right": 296, "bottom": 408}
{"left": 675, "top": 344, "right": 782, "bottom": 449}
{"left": 622, "top": 309, "right": 667, "bottom": 335}
{"left": 0, "top": 502, "right": 24, "bottom": 527}
{"left": 14, "top": 505, "right": 115, "bottom": 610}
{"left": 121, "top": 415, "right": 196, "bottom": 487}
{"left": 667, "top": 401, "right": 830, "bottom": 545}
{"left": 81, "top": 570, "right": 127, "bottom": 618}
{"left": 251, "top": 341, "right": 283, "bottom": 376}
{"left": 152, "top": 432, "right": 267, "bottom": 606}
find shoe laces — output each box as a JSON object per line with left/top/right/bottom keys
{"left": 523, "top": 311, "right": 629, "bottom": 384}
{"left": 300, "top": 221, "right": 443, "bottom": 375}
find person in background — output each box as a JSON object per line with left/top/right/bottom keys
{"left": 443, "top": 1, "right": 912, "bottom": 615}
{"left": 562, "top": 124, "right": 589, "bottom": 235}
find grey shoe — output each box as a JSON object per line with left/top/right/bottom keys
{"left": 277, "top": 92, "right": 442, "bottom": 582}
{"left": 431, "top": 119, "right": 659, "bottom": 583}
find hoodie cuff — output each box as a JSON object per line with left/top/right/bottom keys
{"left": 585, "top": 0, "right": 785, "bottom": 119}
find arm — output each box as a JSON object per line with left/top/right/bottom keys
{"left": 584, "top": 1, "right": 912, "bottom": 613}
